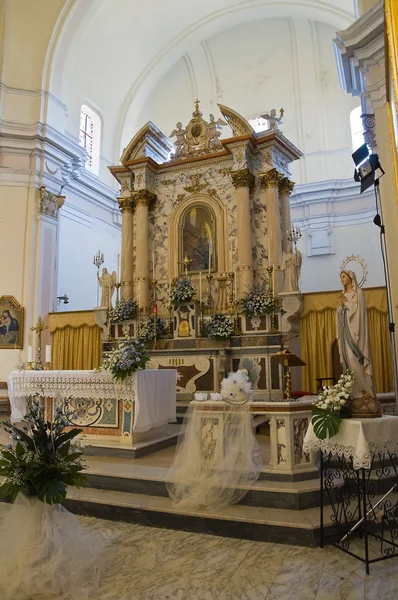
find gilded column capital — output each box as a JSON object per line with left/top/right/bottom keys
{"left": 278, "top": 177, "right": 295, "bottom": 195}
{"left": 259, "top": 169, "right": 283, "bottom": 190}
{"left": 135, "top": 189, "right": 157, "bottom": 208}
{"left": 230, "top": 168, "right": 255, "bottom": 191}
{"left": 118, "top": 196, "right": 135, "bottom": 213}
{"left": 38, "top": 186, "right": 65, "bottom": 220}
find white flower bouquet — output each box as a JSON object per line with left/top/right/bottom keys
{"left": 108, "top": 298, "right": 138, "bottom": 323}
{"left": 201, "top": 314, "right": 234, "bottom": 339}
{"left": 169, "top": 276, "right": 196, "bottom": 306}
{"left": 311, "top": 370, "right": 354, "bottom": 440}
{"left": 241, "top": 286, "right": 275, "bottom": 317}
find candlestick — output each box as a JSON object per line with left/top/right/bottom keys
{"left": 199, "top": 271, "right": 202, "bottom": 303}
{"left": 208, "top": 240, "right": 212, "bottom": 275}
{"left": 234, "top": 270, "right": 238, "bottom": 301}
{"left": 30, "top": 316, "right": 48, "bottom": 370}
{"left": 152, "top": 251, "right": 155, "bottom": 281}
{"left": 45, "top": 345, "right": 51, "bottom": 363}
{"left": 206, "top": 274, "right": 213, "bottom": 314}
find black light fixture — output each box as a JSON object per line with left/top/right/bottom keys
{"left": 352, "top": 143, "right": 385, "bottom": 193}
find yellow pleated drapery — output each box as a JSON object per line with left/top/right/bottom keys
{"left": 300, "top": 288, "right": 393, "bottom": 394}
{"left": 49, "top": 311, "right": 102, "bottom": 371}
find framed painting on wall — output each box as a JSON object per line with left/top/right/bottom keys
{"left": 0, "top": 296, "right": 24, "bottom": 349}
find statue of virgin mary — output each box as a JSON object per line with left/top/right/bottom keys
{"left": 336, "top": 270, "right": 381, "bottom": 416}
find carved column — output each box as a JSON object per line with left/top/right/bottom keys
{"left": 118, "top": 196, "right": 136, "bottom": 301}
{"left": 260, "top": 169, "right": 283, "bottom": 293}
{"left": 231, "top": 169, "right": 255, "bottom": 299}
{"left": 279, "top": 178, "right": 295, "bottom": 252}
{"left": 134, "top": 190, "right": 156, "bottom": 315}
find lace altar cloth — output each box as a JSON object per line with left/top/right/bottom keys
{"left": 303, "top": 415, "right": 398, "bottom": 469}
{"left": 7, "top": 369, "right": 177, "bottom": 433}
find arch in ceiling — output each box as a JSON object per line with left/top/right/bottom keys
{"left": 44, "top": 0, "right": 355, "bottom": 161}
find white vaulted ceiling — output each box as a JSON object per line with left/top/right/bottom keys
{"left": 48, "top": 0, "right": 357, "bottom": 179}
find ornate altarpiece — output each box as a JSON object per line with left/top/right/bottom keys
{"left": 109, "top": 102, "right": 303, "bottom": 400}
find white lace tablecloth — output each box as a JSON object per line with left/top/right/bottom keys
{"left": 7, "top": 369, "right": 177, "bottom": 433}
{"left": 303, "top": 415, "right": 398, "bottom": 469}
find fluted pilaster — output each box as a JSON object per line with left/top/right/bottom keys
{"left": 134, "top": 190, "right": 156, "bottom": 314}
{"left": 231, "top": 168, "right": 255, "bottom": 299}
{"left": 259, "top": 169, "right": 283, "bottom": 293}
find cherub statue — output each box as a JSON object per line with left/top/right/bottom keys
{"left": 97, "top": 267, "right": 117, "bottom": 309}
{"left": 169, "top": 122, "right": 188, "bottom": 156}
{"left": 259, "top": 108, "right": 284, "bottom": 130}
{"left": 207, "top": 114, "right": 227, "bottom": 148}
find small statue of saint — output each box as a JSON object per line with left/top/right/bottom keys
{"left": 259, "top": 108, "right": 284, "bottom": 130}
{"left": 97, "top": 267, "right": 116, "bottom": 309}
{"left": 169, "top": 122, "right": 188, "bottom": 157}
{"left": 336, "top": 270, "right": 381, "bottom": 416}
{"left": 281, "top": 248, "right": 302, "bottom": 292}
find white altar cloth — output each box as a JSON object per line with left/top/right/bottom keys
{"left": 7, "top": 369, "right": 177, "bottom": 433}
{"left": 303, "top": 415, "right": 398, "bottom": 469}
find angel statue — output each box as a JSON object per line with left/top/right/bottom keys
{"left": 259, "top": 108, "right": 284, "bottom": 130}
{"left": 207, "top": 114, "right": 227, "bottom": 149}
{"left": 169, "top": 122, "right": 188, "bottom": 157}
{"left": 98, "top": 267, "right": 116, "bottom": 309}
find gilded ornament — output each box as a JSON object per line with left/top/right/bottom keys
{"left": 183, "top": 173, "right": 209, "bottom": 194}
{"left": 259, "top": 169, "right": 282, "bottom": 189}
{"left": 230, "top": 169, "right": 255, "bottom": 191}
{"left": 278, "top": 178, "right": 295, "bottom": 195}
{"left": 38, "top": 186, "right": 65, "bottom": 219}
{"left": 118, "top": 197, "right": 135, "bottom": 213}
{"left": 135, "top": 189, "right": 157, "bottom": 208}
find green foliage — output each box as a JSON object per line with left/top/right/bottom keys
{"left": 311, "top": 408, "right": 342, "bottom": 441}
{"left": 0, "top": 398, "right": 86, "bottom": 504}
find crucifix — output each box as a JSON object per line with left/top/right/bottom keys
{"left": 30, "top": 316, "right": 48, "bottom": 370}
{"left": 181, "top": 255, "right": 193, "bottom": 277}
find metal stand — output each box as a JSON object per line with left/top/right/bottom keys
{"left": 320, "top": 450, "right": 398, "bottom": 574}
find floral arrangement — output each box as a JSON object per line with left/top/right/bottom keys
{"left": 108, "top": 298, "right": 138, "bottom": 323}
{"left": 311, "top": 370, "right": 354, "bottom": 440}
{"left": 138, "top": 316, "right": 168, "bottom": 342}
{"left": 169, "top": 276, "right": 196, "bottom": 306}
{"left": 201, "top": 314, "right": 234, "bottom": 339}
{"left": 241, "top": 286, "right": 275, "bottom": 317}
{"left": 100, "top": 337, "right": 150, "bottom": 381}
{"left": 0, "top": 398, "right": 85, "bottom": 504}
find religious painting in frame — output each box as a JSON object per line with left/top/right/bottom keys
{"left": 180, "top": 203, "right": 216, "bottom": 274}
{"left": 0, "top": 296, "right": 24, "bottom": 349}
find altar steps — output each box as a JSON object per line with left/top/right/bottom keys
{"left": 64, "top": 485, "right": 324, "bottom": 547}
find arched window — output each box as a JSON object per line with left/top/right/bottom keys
{"left": 350, "top": 106, "right": 365, "bottom": 152}
{"left": 180, "top": 204, "right": 216, "bottom": 274}
{"left": 79, "top": 104, "right": 101, "bottom": 175}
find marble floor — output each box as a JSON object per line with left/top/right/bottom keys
{"left": 1, "top": 501, "right": 397, "bottom": 600}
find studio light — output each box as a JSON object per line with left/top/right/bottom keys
{"left": 352, "top": 143, "right": 385, "bottom": 193}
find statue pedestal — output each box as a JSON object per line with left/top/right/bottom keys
{"left": 279, "top": 291, "right": 303, "bottom": 334}
{"left": 173, "top": 303, "right": 196, "bottom": 339}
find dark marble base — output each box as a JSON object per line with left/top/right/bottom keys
{"left": 63, "top": 497, "right": 323, "bottom": 547}
{"left": 84, "top": 472, "right": 324, "bottom": 510}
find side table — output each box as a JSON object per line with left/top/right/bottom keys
{"left": 304, "top": 415, "right": 398, "bottom": 574}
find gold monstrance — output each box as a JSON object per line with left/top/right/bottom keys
{"left": 30, "top": 316, "right": 48, "bottom": 370}
{"left": 270, "top": 349, "right": 306, "bottom": 401}
{"left": 181, "top": 255, "right": 193, "bottom": 277}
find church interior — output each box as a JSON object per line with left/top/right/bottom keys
{"left": 1, "top": 0, "right": 398, "bottom": 598}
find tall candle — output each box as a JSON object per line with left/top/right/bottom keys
{"left": 138, "top": 286, "right": 141, "bottom": 308}
{"left": 272, "top": 267, "right": 275, "bottom": 299}
{"left": 45, "top": 345, "right": 51, "bottom": 363}
{"left": 208, "top": 240, "right": 212, "bottom": 275}
{"left": 234, "top": 272, "right": 238, "bottom": 300}
{"left": 152, "top": 251, "right": 155, "bottom": 280}
{"left": 229, "top": 244, "right": 233, "bottom": 273}
{"left": 27, "top": 345, "right": 33, "bottom": 363}
{"left": 199, "top": 272, "right": 202, "bottom": 302}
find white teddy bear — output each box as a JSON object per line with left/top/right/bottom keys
{"left": 220, "top": 369, "right": 252, "bottom": 404}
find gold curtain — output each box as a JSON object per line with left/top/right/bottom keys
{"left": 300, "top": 288, "right": 392, "bottom": 394}
{"left": 49, "top": 311, "right": 102, "bottom": 371}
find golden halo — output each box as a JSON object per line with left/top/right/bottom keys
{"left": 340, "top": 255, "right": 368, "bottom": 288}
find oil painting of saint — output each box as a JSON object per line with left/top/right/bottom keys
{"left": 0, "top": 296, "right": 24, "bottom": 349}
{"left": 181, "top": 206, "right": 215, "bottom": 273}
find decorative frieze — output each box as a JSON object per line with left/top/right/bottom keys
{"left": 38, "top": 186, "right": 65, "bottom": 220}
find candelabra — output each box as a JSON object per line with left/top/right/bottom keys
{"left": 206, "top": 274, "right": 213, "bottom": 314}
{"left": 227, "top": 272, "right": 235, "bottom": 313}
{"left": 30, "top": 316, "right": 48, "bottom": 370}
{"left": 288, "top": 224, "right": 302, "bottom": 250}
{"left": 152, "top": 279, "right": 158, "bottom": 348}
{"left": 266, "top": 266, "right": 274, "bottom": 299}
{"left": 93, "top": 250, "right": 104, "bottom": 306}
{"left": 167, "top": 304, "right": 174, "bottom": 338}
{"left": 115, "top": 282, "right": 121, "bottom": 303}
